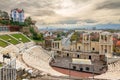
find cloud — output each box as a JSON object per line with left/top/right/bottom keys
{"left": 29, "top": 9, "right": 56, "bottom": 16}
{"left": 95, "top": 0, "right": 120, "bottom": 10}
{"left": 59, "top": 19, "right": 78, "bottom": 24}
{"left": 84, "top": 19, "right": 97, "bottom": 23}
{"left": 0, "top": 0, "right": 119, "bottom": 26}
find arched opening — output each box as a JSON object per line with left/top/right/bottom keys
{"left": 67, "top": 53, "right": 69, "bottom": 57}
{"left": 80, "top": 68, "right": 83, "bottom": 71}
{"left": 73, "top": 66, "right": 76, "bottom": 70}
{"left": 77, "top": 55, "right": 79, "bottom": 58}
{"left": 105, "top": 49, "right": 107, "bottom": 53}
{"left": 86, "top": 67, "right": 89, "bottom": 71}
{"left": 79, "top": 46, "right": 80, "bottom": 50}
{"left": 92, "top": 48, "right": 95, "bottom": 51}
{"left": 89, "top": 55, "right": 91, "bottom": 59}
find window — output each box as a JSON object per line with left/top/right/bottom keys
{"left": 73, "top": 66, "right": 76, "bottom": 70}
{"left": 105, "top": 36, "right": 107, "bottom": 41}
{"left": 86, "top": 67, "right": 89, "bottom": 71}
{"left": 92, "top": 48, "right": 95, "bottom": 51}
{"left": 79, "top": 46, "right": 80, "bottom": 50}
{"left": 105, "top": 49, "right": 107, "bottom": 53}
{"left": 53, "top": 43, "right": 54, "bottom": 48}
{"left": 58, "top": 43, "right": 59, "bottom": 49}
{"left": 89, "top": 56, "right": 91, "bottom": 59}
{"left": 19, "top": 13, "right": 22, "bottom": 18}
{"left": 77, "top": 55, "right": 79, "bottom": 58}
{"left": 14, "top": 12, "right": 16, "bottom": 18}
{"left": 101, "top": 35, "right": 103, "bottom": 40}
{"left": 67, "top": 53, "right": 69, "bottom": 57}
{"left": 80, "top": 68, "right": 83, "bottom": 71}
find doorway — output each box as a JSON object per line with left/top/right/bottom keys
{"left": 89, "top": 55, "right": 91, "bottom": 59}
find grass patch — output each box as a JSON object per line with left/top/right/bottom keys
{"left": 11, "top": 34, "right": 30, "bottom": 43}
{"left": 0, "top": 40, "right": 8, "bottom": 47}
{"left": 0, "top": 63, "right": 2, "bottom": 67}
{"left": 30, "top": 37, "right": 44, "bottom": 42}
{"left": 0, "top": 35, "right": 19, "bottom": 45}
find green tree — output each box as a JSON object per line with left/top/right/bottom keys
{"left": 0, "top": 11, "right": 9, "bottom": 19}
{"left": 57, "top": 34, "right": 61, "bottom": 38}
{"left": 1, "top": 11, "right": 9, "bottom": 19}
{"left": 30, "top": 27, "right": 44, "bottom": 41}
{"left": 30, "top": 27, "right": 35, "bottom": 34}
{"left": 70, "top": 32, "right": 79, "bottom": 42}
{"left": 25, "top": 17, "right": 32, "bottom": 26}
{"left": 0, "top": 10, "right": 9, "bottom": 25}
{"left": 37, "top": 33, "right": 43, "bottom": 40}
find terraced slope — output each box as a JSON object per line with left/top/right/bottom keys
{"left": 0, "top": 40, "right": 8, "bottom": 47}
{"left": 11, "top": 34, "right": 30, "bottom": 43}
{"left": 0, "top": 35, "right": 19, "bottom": 45}
{"left": 23, "top": 46, "right": 65, "bottom": 76}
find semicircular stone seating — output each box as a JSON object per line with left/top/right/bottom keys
{"left": 22, "top": 46, "right": 65, "bottom": 76}
{"left": 94, "top": 60, "right": 120, "bottom": 79}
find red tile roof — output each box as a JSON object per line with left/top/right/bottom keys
{"left": 12, "top": 8, "right": 24, "bottom": 13}
{"left": 113, "top": 38, "right": 117, "bottom": 41}
{"left": 116, "top": 41, "right": 120, "bottom": 46}
{"left": 17, "top": 9, "right": 23, "bottom": 13}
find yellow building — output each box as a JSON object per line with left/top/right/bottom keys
{"left": 51, "top": 31, "right": 113, "bottom": 58}
{"left": 99, "top": 32, "right": 113, "bottom": 57}
{"left": 52, "top": 40, "right": 62, "bottom": 51}
{"left": 91, "top": 41, "right": 99, "bottom": 53}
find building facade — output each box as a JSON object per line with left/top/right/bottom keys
{"left": 52, "top": 40, "right": 62, "bottom": 51}
{"left": 0, "top": 26, "right": 10, "bottom": 32}
{"left": 52, "top": 31, "right": 113, "bottom": 58}
{"left": 82, "top": 33, "right": 91, "bottom": 52}
{"left": 11, "top": 8, "right": 24, "bottom": 22}
{"left": 51, "top": 31, "right": 111, "bottom": 74}
{"left": 99, "top": 32, "right": 113, "bottom": 57}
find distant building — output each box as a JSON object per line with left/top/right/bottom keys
{"left": 52, "top": 40, "right": 62, "bottom": 51}
{"left": 116, "top": 40, "right": 120, "bottom": 47}
{"left": 9, "top": 26, "right": 21, "bottom": 32}
{"left": 99, "top": 32, "right": 113, "bottom": 57}
{"left": 52, "top": 31, "right": 114, "bottom": 58}
{"left": 0, "top": 26, "right": 10, "bottom": 32}
{"left": 45, "top": 39, "right": 53, "bottom": 50}
{"left": 0, "top": 25, "right": 22, "bottom": 32}
{"left": 44, "top": 31, "right": 53, "bottom": 37}
{"left": 11, "top": 8, "right": 24, "bottom": 22}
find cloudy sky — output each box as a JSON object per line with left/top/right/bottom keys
{"left": 0, "top": 0, "right": 120, "bottom": 28}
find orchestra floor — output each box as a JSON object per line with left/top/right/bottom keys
{"left": 52, "top": 66, "right": 97, "bottom": 78}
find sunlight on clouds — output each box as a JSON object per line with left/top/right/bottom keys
{"left": 55, "top": 0, "right": 76, "bottom": 16}
{"left": 0, "top": 0, "right": 119, "bottom": 26}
